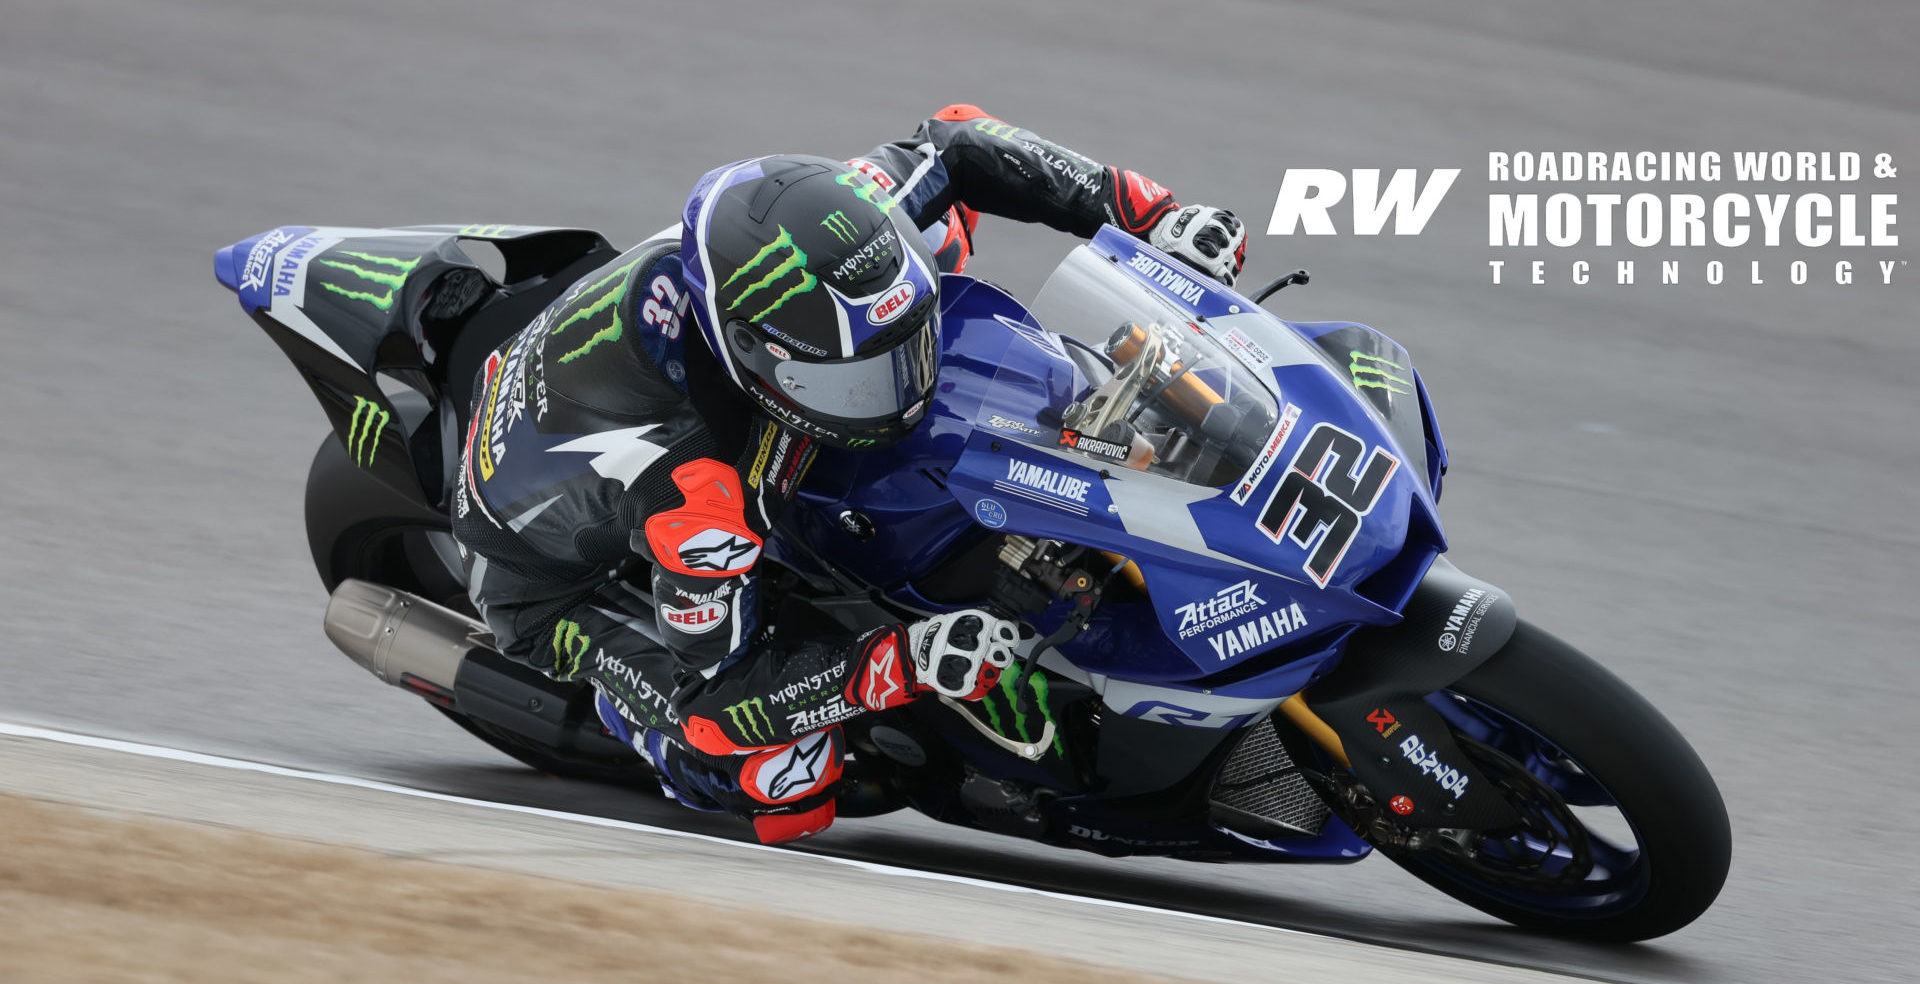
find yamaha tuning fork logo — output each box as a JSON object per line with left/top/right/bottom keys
{"left": 1265, "top": 150, "right": 1907, "bottom": 289}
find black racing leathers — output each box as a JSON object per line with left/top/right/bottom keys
{"left": 451, "top": 105, "right": 1186, "bottom": 836}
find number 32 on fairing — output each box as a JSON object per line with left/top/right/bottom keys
{"left": 1257, "top": 421, "right": 1398, "bottom": 586}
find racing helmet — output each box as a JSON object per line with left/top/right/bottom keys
{"left": 681, "top": 155, "right": 942, "bottom": 449}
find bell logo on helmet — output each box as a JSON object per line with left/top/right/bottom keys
{"left": 868, "top": 282, "right": 916, "bottom": 326}
{"left": 820, "top": 210, "right": 857, "bottom": 245}
{"left": 724, "top": 226, "right": 818, "bottom": 322}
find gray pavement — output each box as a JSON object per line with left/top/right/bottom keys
{"left": 1, "top": 1, "right": 1915, "bottom": 982}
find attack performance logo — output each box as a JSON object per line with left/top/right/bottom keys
{"left": 548, "top": 258, "right": 643, "bottom": 364}
{"left": 725, "top": 697, "right": 775, "bottom": 744}
{"left": 345, "top": 396, "right": 388, "bottom": 467}
{"left": 315, "top": 250, "right": 421, "bottom": 313}
{"left": 725, "top": 226, "right": 817, "bottom": 322}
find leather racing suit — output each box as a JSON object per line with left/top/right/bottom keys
{"left": 451, "top": 105, "right": 1194, "bottom": 843}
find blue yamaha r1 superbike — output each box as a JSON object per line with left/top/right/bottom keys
{"left": 217, "top": 222, "right": 1730, "bottom": 942}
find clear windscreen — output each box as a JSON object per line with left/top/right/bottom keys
{"left": 986, "top": 248, "right": 1281, "bottom": 488}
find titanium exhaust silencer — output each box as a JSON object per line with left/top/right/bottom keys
{"left": 323, "top": 578, "right": 492, "bottom": 697}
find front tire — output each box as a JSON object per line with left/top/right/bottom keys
{"left": 1383, "top": 620, "right": 1730, "bottom": 941}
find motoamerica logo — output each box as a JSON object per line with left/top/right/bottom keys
{"left": 724, "top": 697, "right": 776, "bottom": 743}
{"left": 346, "top": 396, "right": 388, "bottom": 467}
{"left": 726, "top": 226, "right": 817, "bottom": 322}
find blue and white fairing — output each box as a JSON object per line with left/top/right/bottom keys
{"left": 784, "top": 227, "right": 1449, "bottom": 720}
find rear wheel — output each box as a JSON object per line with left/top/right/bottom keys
{"left": 1376, "top": 621, "right": 1730, "bottom": 941}
{"left": 306, "top": 436, "right": 649, "bottom": 785}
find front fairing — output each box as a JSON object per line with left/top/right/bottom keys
{"left": 780, "top": 230, "right": 1446, "bottom": 685}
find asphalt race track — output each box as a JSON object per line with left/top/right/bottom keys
{"left": 2, "top": 2, "right": 1916, "bottom": 981}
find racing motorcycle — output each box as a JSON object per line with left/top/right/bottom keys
{"left": 214, "top": 221, "right": 1730, "bottom": 941}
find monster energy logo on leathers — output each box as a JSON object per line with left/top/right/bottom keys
{"left": 552, "top": 620, "right": 591, "bottom": 679}
{"left": 723, "top": 226, "right": 817, "bottom": 322}
{"left": 820, "top": 210, "right": 856, "bottom": 244}
{"left": 316, "top": 250, "right": 421, "bottom": 312}
{"left": 346, "top": 396, "right": 388, "bottom": 467}
{"left": 548, "top": 258, "right": 643, "bottom": 364}
{"left": 724, "top": 697, "right": 775, "bottom": 743}
{"left": 981, "top": 666, "right": 1066, "bottom": 756}
{"left": 1349, "top": 351, "right": 1414, "bottom": 395}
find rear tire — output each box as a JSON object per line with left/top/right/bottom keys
{"left": 1384, "top": 620, "right": 1730, "bottom": 941}
{"left": 305, "top": 436, "right": 649, "bottom": 785}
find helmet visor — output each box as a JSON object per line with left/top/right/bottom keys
{"left": 765, "top": 305, "right": 940, "bottom": 422}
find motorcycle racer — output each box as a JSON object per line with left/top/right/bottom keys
{"left": 451, "top": 104, "right": 1247, "bottom": 843}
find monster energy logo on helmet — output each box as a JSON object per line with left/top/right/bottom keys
{"left": 346, "top": 396, "right": 388, "bottom": 467}
{"left": 316, "top": 250, "right": 421, "bottom": 312}
{"left": 1349, "top": 351, "right": 1414, "bottom": 395}
{"left": 552, "top": 620, "right": 591, "bottom": 679}
{"left": 723, "top": 226, "right": 817, "bottom": 322}
{"left": 724, "top": 697, "right": 775, "bottom": 743}
{"left": 820, "top": 210, "right": 857, "bottom": 245}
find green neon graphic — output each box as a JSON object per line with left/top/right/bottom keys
{"left": 317, "top": 251, "right": 421, "bottom": 312}
{"left": 982, "top": 666, "right": 1066, "bottom": 755}
{"left": 834, "top": 171, "right": 897, "bottom": 214}
{"left": 457, "top": 224, "right": 513, "bottom": 236}
{"left": 552, "top": 620, "right": 591, "bottom": 679}
{"left": 973, "top": 119, "right": 1020, "bottom": 141}
{"left": 549, "top": 259, "right": 643, "bottom": 363}
{"left": 1349, "top": 351, "right": 1414, "bottom": 395}
{"left": 820, "top": 210, "right": 856, "bottom": 244}
{"left": 346, "top": 396, "right": 389, "bottom": 467}
{"left": 724, "top": 698, "right": 775, "bottom": 743}
{"left": 723, "top": 226, "right": 818, "bottom": 322}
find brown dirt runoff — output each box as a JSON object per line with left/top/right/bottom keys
{"left": 0, "top": 794, "right": 1188, "bottom": 984}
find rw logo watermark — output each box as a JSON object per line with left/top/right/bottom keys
{"left": 820, "top": 210, "right": 857, "bottom": 245}
{"left": 346, "top": 396, "right": 389, "bottom": 467}
{"left": 316, "top": 250, "right": 421, "bottom": 312}
{"left": 724, "top": 697, "right": 775, "bottom": 743}
{"left": 724, "top": 226, "right": 817, "bottom": 322}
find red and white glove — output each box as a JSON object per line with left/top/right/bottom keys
{"left": 1150, "top": 205, "right": 1247, "bottom": 286}
{"left": 907, "top": 609, "right": 1019, "bottom": 700}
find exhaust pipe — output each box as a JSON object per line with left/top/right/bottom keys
{"left": 323, "top": 579, "right": 491, "bottom": 700}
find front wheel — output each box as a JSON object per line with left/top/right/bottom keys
{"left": 1380, "top": 621, "right": 1730, "bottom": 941}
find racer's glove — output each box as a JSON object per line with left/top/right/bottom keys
{"left": 845, "top": 611, "right": 1019, "bottom": 711}
{"left": 1150, "top": 204, "right": 1247, "bottom": 286}
{"left": 907, "top": 609, "right": 1019, "bottom": 700}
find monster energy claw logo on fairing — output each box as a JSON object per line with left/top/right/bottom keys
{"left": 1349, "top": 351, "right": 1414, "bottom": 395}
{"left": 552, "top": 620, "right": 591, "bottom": 679}
{"left": 820, "top": 210, "right": 857, "bottom": 244}
{"left": 549, "top": 258, "right": 642, "bottom": 364}
{"left": 316, "top": 250, "right": 421, "bottom": 312}
{"left": 724, "top": 698, "right": 775, "bottom": 743}
{"left": 346, "top": 396, "right": 388, "bottom": 467}
{"left": 724, "top": 226, "right": 818, "bottom": 322}
{"left": 981, "top": 667, "right": 1066, "bottom": 755}
{"left": 834, "top": 171, "right": 897, "bottom": 214}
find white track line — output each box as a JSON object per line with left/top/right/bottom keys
{"left": 0, "top": 719, "right": 1321, "bottom": 939}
